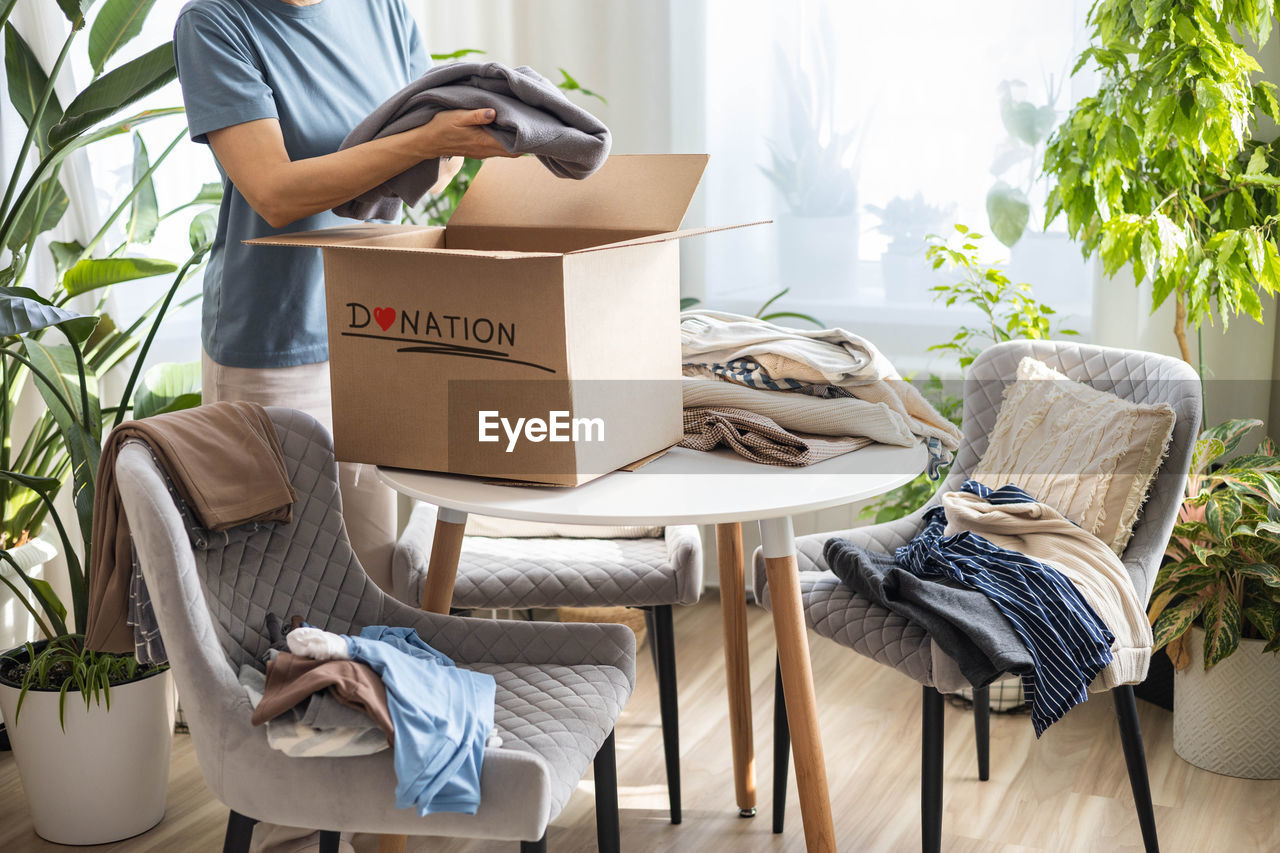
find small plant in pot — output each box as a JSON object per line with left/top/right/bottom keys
{"left": 1149, "top": 418, "right": 1280, "bottom": 779}
{"left": 759, "top": 6, "right": 867, "bottom": 300}
{"left": 865, "top": 193, "right": 954, "bottom": 303}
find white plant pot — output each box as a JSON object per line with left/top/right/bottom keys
{"left": 776, "top": 211, "right": 860, "bottom": 300}
{"left": 1173, "top": 626, "right": 1280, "bottom": 779}
{"left": 0, "top": 654, "right": 176, "bottom": 844}
{"left": 0, "top": 538, "right": 58, "bottom": 653}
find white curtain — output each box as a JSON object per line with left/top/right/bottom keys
{"left": 408, "top": 0, "right": 711, "bottom": 296}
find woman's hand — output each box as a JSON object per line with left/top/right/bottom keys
{"left": 414, "top": 108, "right": 516, "bottom": 160}
{"left": 207, "top": 108, "right": 515, "bottom": 229}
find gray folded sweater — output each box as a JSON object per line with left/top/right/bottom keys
{"left": 334, "top": 61, "right": 612, "bottom": 220}
{"left": 824, "top": 538, "right": 1033, "bottom": 688}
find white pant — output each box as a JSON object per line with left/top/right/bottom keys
{"left": 200, "top": 352, "right": 397, "bottom": 599}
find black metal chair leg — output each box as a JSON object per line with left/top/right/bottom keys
{"left": 317, "top": 830, "right": 340, "bottom": 853}
{"left": 222, "top": 811, "right": 257, "bottom": 853}
{"left": 1114, "top": 685, "right": 1160, "bottom": 852}
{"left": 520, "top": 834, "right": 548, "bottom": 853}
{"left": 651, "top": 604, "right": 683, "bottom": 825}
{"left": 922, "top": 686, "right": 945, "bottom": 853}
{"left": 772, "top": 655, "right": 790, "bottom": 835}
{"left": 973, "top": 684, "right": 990, "bottom": 781}
{"left": 595, "top": 731, "right": 621, "bottom": 853}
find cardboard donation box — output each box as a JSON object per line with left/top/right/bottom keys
{"left": 248, "top": 154, "right": 756, "bottom": 485}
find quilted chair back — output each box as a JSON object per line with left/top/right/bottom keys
{"left": 182, "top": 407, "right": 384, "bottom": 669}
{"left": 938, "top": 340, "right": 1201, "bottom": 598}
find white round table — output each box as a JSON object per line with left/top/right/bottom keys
{"left": 378, "top": 441, "right": 927, "bottom": 851}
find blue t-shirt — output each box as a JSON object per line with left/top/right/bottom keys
{"left": 174, "top": 0, "right": 429, "bottom": 368}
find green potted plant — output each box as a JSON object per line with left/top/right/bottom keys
{"left": 1148, "top": 418, "right": 1280, "bottom": 779}
{"left": 865, "top": 193, "right": 954, "bottom": 303}
{"left": 0, "top": 1, "right": 214, "bottom": 843}
{"left": 759, "top": 7, "right": 866, "bottom": 300}
{"left": 1042, "top": 0, "right": 1280, "bottom": 364}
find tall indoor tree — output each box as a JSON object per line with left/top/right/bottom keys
{"left": 1043, "top": 0, "right": 1280, "bottom": 363}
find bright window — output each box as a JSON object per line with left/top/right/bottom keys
{"left": 696, "top": 0, "right": 1096, "bottom": 373}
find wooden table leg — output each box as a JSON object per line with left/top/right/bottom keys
{"left": 382, "top": 508, "right": 469, "bottom": 852}
{"left": 715, "top": 522, "right": 757, "bottom": 817}
{"left": 377, "top": 834, "right": 407, "bottom": 853}
{"left": 759, "top": 516, "right": 835, "bottom": 853}
{"left": 420, "top": 507, "right": 469, "bottom": 613}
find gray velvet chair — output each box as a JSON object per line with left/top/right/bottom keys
{"left": 394, "top": 508, "right": 702, "bottom": 825}
{"left": 754, "top": 340, "right": 1201, "bottom": 853}
{"left": 115, "top": 407, "right": 636, "bottom": 852}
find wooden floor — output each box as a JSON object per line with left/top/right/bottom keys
{"left": 3, "top": 595, "right": 1278, "bottom": 852}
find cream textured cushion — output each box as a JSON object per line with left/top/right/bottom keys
{"left": 971, "top": 356, "right": 1175, "bottom": 554}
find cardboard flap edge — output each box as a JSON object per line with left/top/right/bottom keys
{"left": 564, "top": 220, "right": 771, "bottom": 254}
{"left": 450, "top": 154, "right": 711, "bottom": 232}
{"left": 243, "top": 223, "right": 434, "bottom": 249}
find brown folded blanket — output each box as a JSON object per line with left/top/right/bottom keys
{"left": 679, "top": 406, "right": 871, "bottom": 466}
{"left": 252, "top": 652, "right": 395, "bottom": 744}
{"left": 85, "top": 402, "right": 297, "bottom": 654}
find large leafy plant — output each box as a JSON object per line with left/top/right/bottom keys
{"left": 1043, "top": 0, "right": 1280, "bottom": 363}
{"left": 1149, "top": 419, "right": 1280, "bottom": 669}
{"left": 0, "top": 0, "right": 214, "bottom": 711}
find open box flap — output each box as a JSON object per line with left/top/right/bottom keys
{"left": 244, "top": 223, "right": 431, "bottom": 249}
{"left": 449, "top": 153, "right": 710, "bottom": 234}
{"left": 245, "top": 224, "right": 560, "bottom": 258}
{"left": 565, "top": 220, "right": 771, "bottom": 254}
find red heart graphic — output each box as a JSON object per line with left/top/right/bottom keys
{"left": 373, "top": 307, "right": 396, "bottom": 331}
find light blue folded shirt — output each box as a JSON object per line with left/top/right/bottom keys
{"left": 347, "top": 626, "right": 496, "bottom": 815}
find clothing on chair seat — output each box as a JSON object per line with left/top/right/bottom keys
{"left": 334, "top": 61, "right": 611, "bottom": 220}
{"left": 343, "top": 626, "right": 496, "bottom": 816}
{"left": 252, "top": 652, "right": 395, "bottom": 742}
{"left": 896, "top": 480, "right": 1116, "bottom": 736}
{"left": 941, "top": 488, "right": 1153, "bottom": 691}
{"left": 238, "top": 665, "right": 389, "bottom": 758}
{"left": 824, "top": 539, "right": 1033, "bottom": 688}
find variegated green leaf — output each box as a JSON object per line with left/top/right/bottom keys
{"left": 1201, "top": 586, "right": 1243, "bottom": 668}
{"left": 1152, "top": 593, "right": 1206, "bottom": 651}
{"left": 1243, "top": 598, "right": 1280, "bottom": 641}
{"left": 1202, "top": 418, "right": 1261, "bottom": 458}
{"left": 1237, "top": 563, "right": 1280, "bottom": 587}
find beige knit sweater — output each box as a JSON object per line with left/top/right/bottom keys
{"left": 942, "top": 489, "right": 1153, "bottom": 691}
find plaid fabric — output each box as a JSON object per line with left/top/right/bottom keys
{"left": 680, "top": 406, "right": 870, "bottom": 466}
{"left": 708, "top": 359, "right": 854, "bottom": 399}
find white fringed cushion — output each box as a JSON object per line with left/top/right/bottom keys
{"left": 971, "top": 356, "right": 1175, "bottom": 554}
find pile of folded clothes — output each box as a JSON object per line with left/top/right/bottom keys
{"left": 825, "top": 479, "right": 1153, "bottom": 736}
{"left": 679, "top": 310, "right": 961, "bottom": 470}
{"left": 240, "top": 616, "right": 500, "bottom": 816}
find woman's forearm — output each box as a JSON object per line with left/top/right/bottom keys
{"left": 210, "top": 122, "right": 437, "bottom": 228}
{"left": 207, "top": 110, "right": 510, "bottom": 229}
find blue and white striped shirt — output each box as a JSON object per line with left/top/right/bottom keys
{"left": 896, "top": 480, "right": 1115, "bottom": 735}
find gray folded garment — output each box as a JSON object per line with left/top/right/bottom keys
{"left": 334, "top": 61, "right": 612, "bottom": 220}
{"left": 824, "top": 538, "right": 1034, "bottom": 689}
